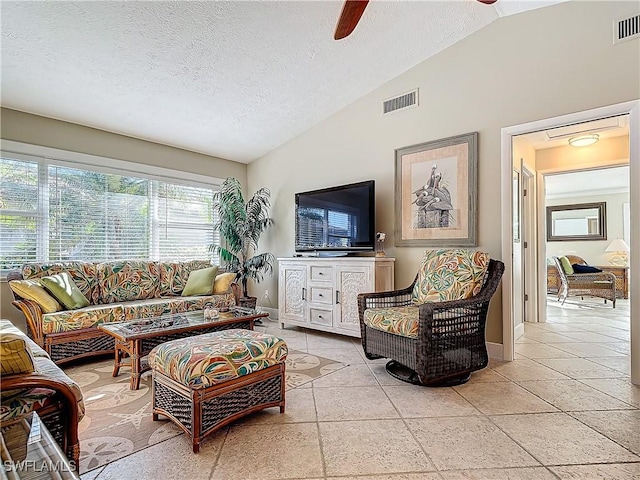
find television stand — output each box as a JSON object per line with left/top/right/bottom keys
{"left": 277, "top": 256, "right": 395, "bottom": 337}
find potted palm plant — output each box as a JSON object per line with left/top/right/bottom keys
{"left": 210, "top": 177, "right": 275, "bottom": 309}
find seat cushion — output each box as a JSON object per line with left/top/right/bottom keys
{"left": 97, "top": 261, "right": 161, "bottom": 303}
{"left": 363, "top": 306, "right": 419, "bottom": 338}
{"left": 159, "top": 260, "right": 213, "bottom": 296}
{"left": 41, "top": 304, "right": 124, "bottom": 334}
{"left": 170, "top": 293, "right": 236, "bottom": 314}
{"left": 121, "top": 293, "right": 237, "bottom": 321}
{"left": 411, "top": 249, "right": 490, "bottom": 304}
{"left": 149, "top": 329, "right": 288, "bottom": 389}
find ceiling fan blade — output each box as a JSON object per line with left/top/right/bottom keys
{"left": 334, "top": 0, "right": 369, "bottom": 40}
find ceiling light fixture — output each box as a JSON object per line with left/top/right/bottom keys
{"left": 568, "top": 134, "right": 599, "bottom": 147}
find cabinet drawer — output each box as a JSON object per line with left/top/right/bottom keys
{"left": 310, "top": 265, "right": 333, "bottom": 281}
{"left": 310, "top": 286, "right": 332, "bottom": 305}
{"left": 309, "top": 308, "right": 333, "bottom": 327}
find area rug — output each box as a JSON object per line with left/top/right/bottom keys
{"left": 64, "top": 351, "right": 347, "bottom": 474}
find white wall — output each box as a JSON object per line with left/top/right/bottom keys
{"left": 248, "top": 1, "right": 640, "bottom": 343}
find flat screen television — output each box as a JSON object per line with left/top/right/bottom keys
{"left": 295, "top": 180, "right": 375, "bottom": 254}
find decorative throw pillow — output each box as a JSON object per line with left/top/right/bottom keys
{"left": 572, "top": 264, "right": 603, "bottom": 273}
{"left": 411, "top": 249, "right": 490, "bottom": 304}
{"left": 0, "top": 332, "right": 36, "bottom": 375}
{"left": 8, "top": 279, "right": 61, "bottom": 313}
{"left": 559, "top": 256, "right": 574, "bottom": 275}
{"left": 40, "top": 272, "right": 90, "bottom": 310}
{"left": 213, "top": 272, "right": 237, "bottom": 294}
{"left": 182, "top": 266, "right": 219, "bottom": 296}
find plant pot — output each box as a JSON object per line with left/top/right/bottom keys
{"left": 239, "top": 296, "right": 257, "bottom": 309}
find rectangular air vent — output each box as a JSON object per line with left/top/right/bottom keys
{"left": 383, "top": 89, "right": 418, "bottom": 115}
{"left": 614, "top": 14, "right": 640, "bottom": 44}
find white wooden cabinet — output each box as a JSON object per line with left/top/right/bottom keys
{"left": 278, "top": 257, "right": 395, "bottom": 337}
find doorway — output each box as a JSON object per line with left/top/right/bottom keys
{"left": 500, "top": 100, "right": 639, "bottom": 386}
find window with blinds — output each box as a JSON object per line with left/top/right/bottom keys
{"left": 0, "top": 153, "right": 219, "bottom": 270}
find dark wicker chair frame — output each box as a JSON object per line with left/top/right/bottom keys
{"left": 357, "top": 259, "right": 505, "bottom": 386}
{"left": 0, "top": 373, "right": 81, "bottom": 467}
{"left": 552, "top": 256, "right": 616, "bottom": 308}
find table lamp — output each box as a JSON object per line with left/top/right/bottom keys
{"left": 605, "top": 238, "right": 630, "bottom": 266}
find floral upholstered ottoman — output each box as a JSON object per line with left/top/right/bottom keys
{"left": 148, "top": 329, "right": 288, "bottom": 452}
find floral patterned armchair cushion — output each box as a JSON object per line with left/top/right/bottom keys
{"left": 411, "top": 249, "right": 490, "bottom": 304}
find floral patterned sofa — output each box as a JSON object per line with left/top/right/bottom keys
{"left": 0, "top": 319, "right": 83, "bottom": 467}
{"left": 8, "top": 260, "right": 238, "bottom": 365}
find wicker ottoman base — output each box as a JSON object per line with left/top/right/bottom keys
{"left": 152, "top": 363, "right": 286, "bottom": 453}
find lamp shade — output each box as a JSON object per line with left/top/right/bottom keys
{"left": 605, "top": 238, "right": 630, "bottom": 253}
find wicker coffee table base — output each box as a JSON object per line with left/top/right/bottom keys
{"left": 152, "top": 363, "right": 286, "bottom": 453}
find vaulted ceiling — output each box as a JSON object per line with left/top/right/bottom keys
{"left": 1, "top": 1, "right": 565, "bottom": 163}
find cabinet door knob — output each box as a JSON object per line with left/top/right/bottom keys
{"left": 335, "top": 291, "right": 340, "bottom": 304}
{"left": 302, "top": 287, "right": 306, "bottom": 300}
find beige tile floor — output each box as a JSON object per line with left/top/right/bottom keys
{"left": 82, "top": 297, "right": 639, "bottom": 480}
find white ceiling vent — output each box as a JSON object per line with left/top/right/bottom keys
{"left": 614, "top": 14, "right": 640, "bottom": 44}
{"left": 383, "top": 89, "right": 418, "bottom": 115}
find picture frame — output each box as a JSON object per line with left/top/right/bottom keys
{"left": 394, "top": 132, "right": 478, "bottom": 247}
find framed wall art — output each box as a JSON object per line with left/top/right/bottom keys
{"left": 394, "top": 132, "right": 478, "bottom": 247}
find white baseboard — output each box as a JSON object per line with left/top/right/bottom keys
{"left": 261, "top": 307, "right": 278, "bottom": 321}
{"left": 486, "top": 342, "right": 504, "bottom": 360}
{"left": 514, "top": 322, "right": 525, "bottom": 341}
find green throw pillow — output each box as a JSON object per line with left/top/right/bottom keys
{"left": 182, "top": 266, "right": 219, "bottom": 296}
{"left": 40, "top": 272, "right": 90, "bottom": 310}
{"left": 559, "top": 256, "right": 574, "bottom": 275}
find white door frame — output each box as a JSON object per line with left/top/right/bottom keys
{"left": 522, "top": 165, "right": 537, "bottom": 326}
{"left": 500, "top": 100, "right": 639, "bottom": 387}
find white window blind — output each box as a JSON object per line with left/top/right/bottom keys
{"left": 155, "top": 182, "right": 217, "bottom": 261}
{"left": 0, "top": 152, "right": 219, "bottom": 270}
{"left": 0, "top": 157, "right": 41, "bottom": 267}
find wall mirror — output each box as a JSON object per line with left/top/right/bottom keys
{"left": 546, "top": 202, "right": 607, "bottom": 242}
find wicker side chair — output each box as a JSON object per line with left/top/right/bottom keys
{"left": 552, "top": 256, "right": 616, "bottom": 307}
{"left": 357, "top": 258, "right": 504, "bottom": 387}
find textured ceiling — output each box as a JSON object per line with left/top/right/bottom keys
{"left": 1, "top": 1, "right": 565, "bottom": 163}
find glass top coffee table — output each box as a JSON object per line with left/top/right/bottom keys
{"left": 99, "top": 309, "right": 268, "bottom": 390}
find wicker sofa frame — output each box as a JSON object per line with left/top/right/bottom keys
{"left": 552, "top": 256, "right": 616, "bottom": 307}
{"left": 7, "top": 269, "right": 240, "bottom": 365}
{"left": 357, "top": 258, "right": 505, "bottom": 386}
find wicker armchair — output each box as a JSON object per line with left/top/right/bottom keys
{"left": 357, "top": 258, "right": 504, "bottom": 387}
{"left": 552, "top": 256, "right": 616, "bottom": 307}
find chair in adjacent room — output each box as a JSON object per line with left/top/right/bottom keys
{"left": 552, "top": 255, "right": 616, "bottom": 307}
{"left": 357, "top": 249, "right": 504, "bottom": 386}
